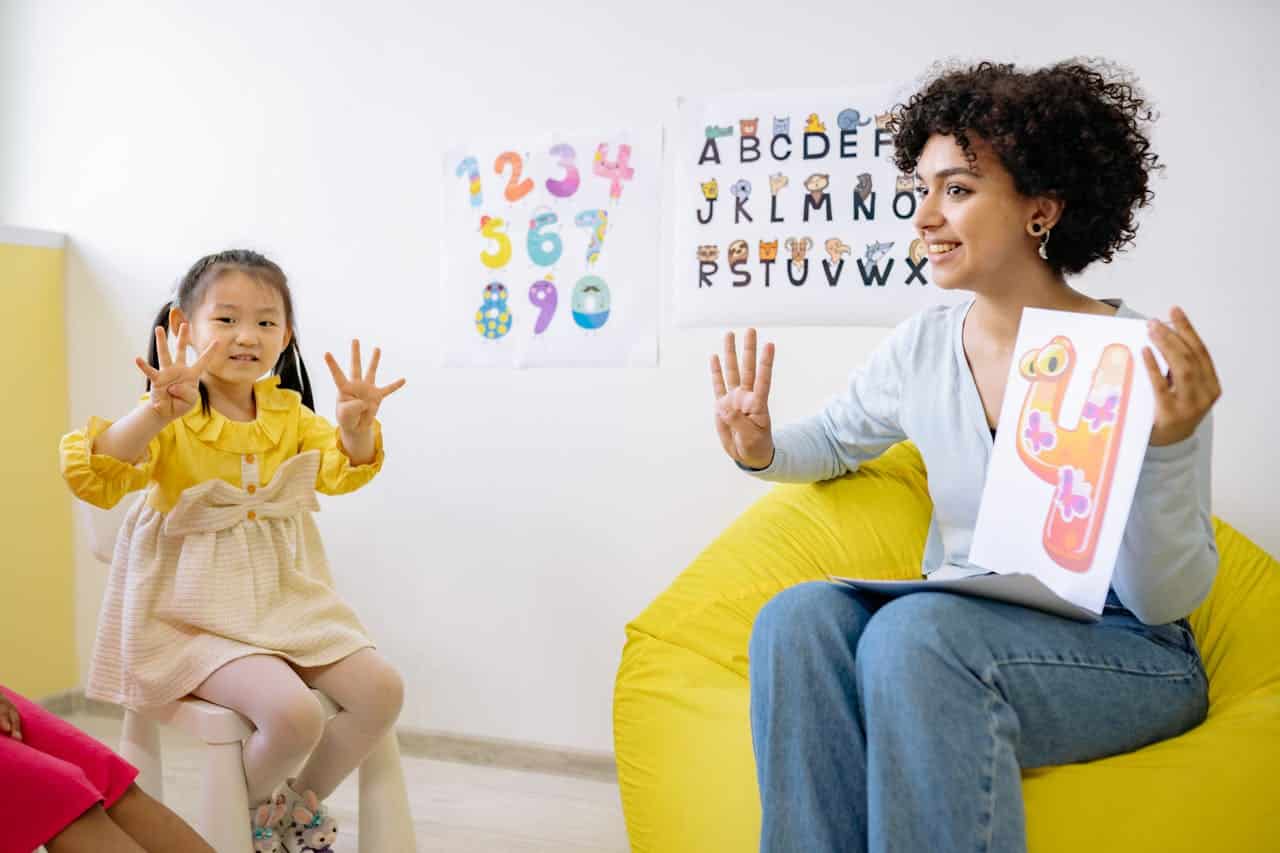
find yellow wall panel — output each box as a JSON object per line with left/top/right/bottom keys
{"left": 0, "top": 229, "right": 76, "bottom": 697}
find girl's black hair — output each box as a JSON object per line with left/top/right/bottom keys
{"left": 887, "top": 59, "right": 1162, "bottom": 275}
{"left": 146, "top": 249, "right": 314, "bottom": 414}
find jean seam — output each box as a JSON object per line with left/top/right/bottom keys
{"left": 988, "top": 653, "right": 1200, "bottom": 680}
{"left": 979, "top": 671, "right": 997, "bottom": 853}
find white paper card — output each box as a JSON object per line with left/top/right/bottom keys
{"left": 969, "top": 308, "right": 1158, "bottom": 615}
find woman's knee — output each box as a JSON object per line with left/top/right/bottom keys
{"left": 750, "top": 581, "right": 869, "bottom": 660}
{"left": 854, "top": 593, "right": 983, "bottom": 694}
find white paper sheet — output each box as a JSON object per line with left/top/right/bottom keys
{"left": 968, "top": 308, "right": 1159, "bottom": 615}
{"left": 835, "top": 574, "right": 1101, "bottom": 622}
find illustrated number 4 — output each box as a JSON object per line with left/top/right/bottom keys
{"left": 593, "top": 144, "right": 634, "bottom": 201}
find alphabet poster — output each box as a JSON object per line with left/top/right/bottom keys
{"left": 970, "top": 309, "right": 1159, "bottom": 615}
{"left": 672, "top": 87, "right": 963, "bottom": 328}
{"left": 441, "top": 130, "right": 662, "bottom": 367}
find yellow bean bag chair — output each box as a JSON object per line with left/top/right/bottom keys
{"left": 614, "top": 442, "right": 1280, "bottom": 852}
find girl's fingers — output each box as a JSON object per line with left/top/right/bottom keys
{"left": 324, "top": 352, "right": 349, "bottom": 389}
{"left": 350, "top": 339, "right": 362, "bottom": 382}
{"left": 723, "top": 332, "right": 741, "bottom": 389}
{"left": 755, "top": 342, "right": 776, "bottom": 401}
{"left": 376, "top": 378, "right": 406, "bottom": 399}
{"left": 135, "top": 357, "right": 160, "bottom": 383}
{"left": 365, "top": 347, "right": 381, "bottom": 384}
{"left": 190, "top": 337, "right": 222, "bottom": 373}
{"left": 740, "top": 328, "right": 758, "bottom": 391}
{"left": 174, "top": 323, "right": 191, "bottom": 365}
{"left": 154, "top": 327, "right": 172, "bottom": 369}
{"left": 710, "top": 355, "right": 728, "bottom": 399}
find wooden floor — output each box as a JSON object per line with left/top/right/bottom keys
{"left": 59, "top": 713, "right": 630, "bottom": 852}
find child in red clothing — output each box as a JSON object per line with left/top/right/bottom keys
{"left": 0, "top": 686, "right": 213, "bottom": 853}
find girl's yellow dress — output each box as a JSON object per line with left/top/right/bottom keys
{"left": 60, "top": 376, "right": 380, "bottom": 709}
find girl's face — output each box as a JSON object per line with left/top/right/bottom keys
{"left": 912, "top": 133, "right": 1048, "bottom": 291}
{"left": 177, "top": 270, "right": 291, "bottom": 386}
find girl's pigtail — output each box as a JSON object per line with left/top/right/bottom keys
{"left": 144, "top": 303, "right": 173, "bottom": 391}
{"left": 274, "top": 336, "right": 315, "bottom": 412}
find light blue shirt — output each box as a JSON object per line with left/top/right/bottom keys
{"left": 747, "top": 298, "right": 1216, "bottom": 625}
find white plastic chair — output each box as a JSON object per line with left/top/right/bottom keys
{"left": 79, "top": 501, "right": 417, "bottom": 852}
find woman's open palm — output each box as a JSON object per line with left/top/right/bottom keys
{"left": 325, "top": 339, "right": 406, "bottom": 433}
{"left": 711, "top": 328, "right": 776, "bottom": 469}
{"left": 134, "top": 324, "right": 221, "bottom": 422}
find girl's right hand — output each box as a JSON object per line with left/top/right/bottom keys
{"left": 0, "top": 690, "right": 21, "bottom": 740}
{"left": 711, "top": 328, "right": 776, "bottom": 470}
{"left": 134, "top": 324, "right": 222, "bottom": 422}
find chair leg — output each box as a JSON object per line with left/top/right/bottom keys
{"left": 357, "top": 731, "right": 416, "bottom": 852}
{"left": 202, "top": 740, "right": 253, "bottom": 853}
{"left": 119, "top": 710, "right": 164, "bottom": 803}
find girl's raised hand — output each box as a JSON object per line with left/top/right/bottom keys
{"left": 134, "top": 324, "right": 222, "bottom": 422}
{"left": 711, "top": 328, "right": 776, "bottom": 469}
{"left": 324, "top": 339, "right": 406, "bottom": 434}
{"left": 1144, "top": 306, "right": 1222, "bottom": 447}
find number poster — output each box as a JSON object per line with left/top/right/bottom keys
{"left": 441, "top": 130, "right": 662, "bottom": 367}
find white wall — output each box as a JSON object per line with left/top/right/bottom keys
{"left": 2, "top": 0, "right": 1276, "bottom": 753}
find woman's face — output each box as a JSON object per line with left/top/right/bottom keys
{"left": 178, "top": 270, "right": 291, "bottom": 386}
{"left": 913, "top": 133, "right": 1043, "bottom": 291}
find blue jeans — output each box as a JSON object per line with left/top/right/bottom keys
{"left": 748, "top": 582, "right": 1208, "bottom": 853}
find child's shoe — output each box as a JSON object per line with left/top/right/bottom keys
{"left": 280, "top": 780, "right": 340, "bottom": 853}
{"left": 250, "top": 800, "right": 288, "bottom": 853}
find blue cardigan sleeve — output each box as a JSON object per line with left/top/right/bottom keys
{"left": 743, "top": 314, "right": 917, "bottom": 484}
{"left": 1112, "top": 414, "right": 1217, "bottom": 624}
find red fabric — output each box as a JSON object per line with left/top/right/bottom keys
{"left": 0, "top": 686, "right": 138, "bottom": 853}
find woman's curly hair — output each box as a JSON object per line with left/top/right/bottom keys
{"left": 887, "top": 59, "right": 1162, "bottom": 275}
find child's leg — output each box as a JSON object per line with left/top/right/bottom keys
{"left": 44, "top": 805, "right": 146, "bottom": 853}
{"left": 106, "top": 783, "right": 215, "bottom": 852}
{"left": 192, "top": 654, "right": 327, "bottom": 803}
{"left": 292, "top": 648, "right": 405, "bottom": 799}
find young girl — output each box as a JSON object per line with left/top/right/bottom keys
{"left": 60, "top": 249, "right": 408, "bottom": 849}
{"left": 712, "top": 62, "right": 1219, "bottom": 851}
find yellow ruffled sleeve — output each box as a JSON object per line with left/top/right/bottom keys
{"left": 59, "top": 416, "right": 161, "bottom": 509}
{"left": 297, "top": 405, "right": 385, "bottom": 496}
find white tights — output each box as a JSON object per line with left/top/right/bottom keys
{"left": 192, "top": 649, "right": 404, "bottom": 804}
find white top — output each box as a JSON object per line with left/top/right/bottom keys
{"left": 747, "top": 298, "right": 1217, "bottom": 625}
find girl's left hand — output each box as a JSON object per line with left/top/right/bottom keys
{"left": 324, "top": 340, "right": 406, "bottom": 434}
{"left": 1143, "top": 306, "right": 1221, "bottom": 447}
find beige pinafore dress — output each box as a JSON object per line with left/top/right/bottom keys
{"left": 87, "top": 450, "right": 373, "bottom": 709}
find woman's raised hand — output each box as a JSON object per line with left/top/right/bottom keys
{"left": 325, "top": 339, "right": 406, "bottom": 434}
{"left": 134, "top": 324, "right": 222, "bottom": 422}
{"left": 1144, "top": 307, "right": 1222, "bottom": 447}
{"left": 711, "top": 328, "right": 776, "bottom": 469}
